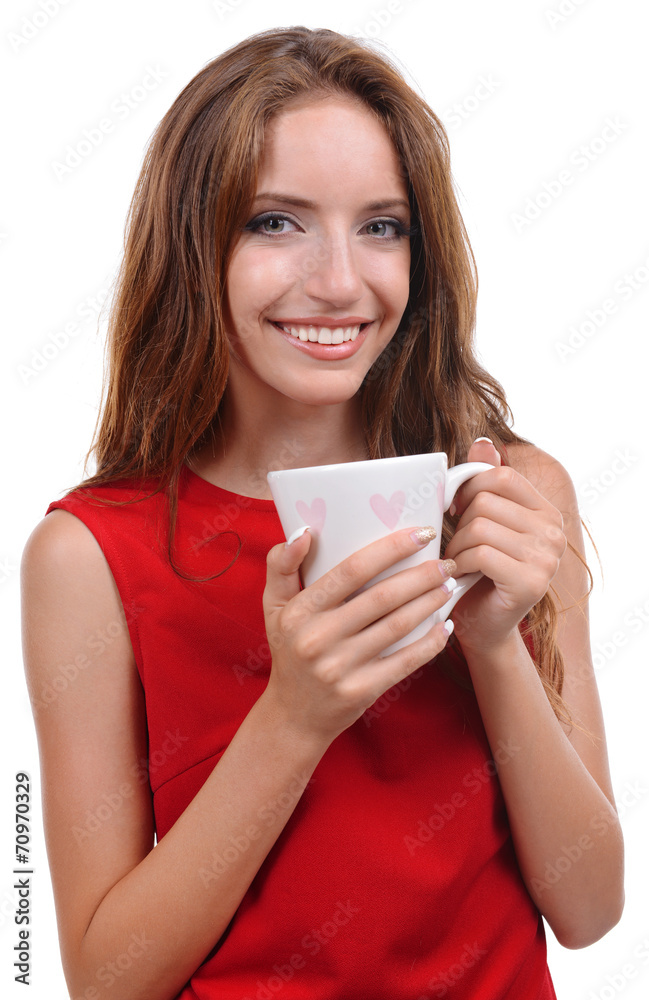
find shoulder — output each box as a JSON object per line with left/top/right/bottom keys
{"left": 23, "top": 508, "right": 108, "bottom": 578}
{"left": 505, "top": 441, "right": 579, "bottom": 518}
{"left": 21, "top": 510, "right": 130, "bottom": 656}
{"left": 22, "top": 509, "right": 140, "bottom": 732}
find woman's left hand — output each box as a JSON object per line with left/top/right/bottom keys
{"left": 443, "top": 438, "right": 567, "bottom": 654}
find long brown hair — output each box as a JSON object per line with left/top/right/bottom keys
{"left": 77, "top": 26, "right": 587, "bottom": 727}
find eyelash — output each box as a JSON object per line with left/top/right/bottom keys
{"left": 244, "top": 211, "right": 416, "bottom": 241}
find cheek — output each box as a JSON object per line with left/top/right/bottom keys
{"left": 368, "top": 249, "right": 411, "bottom": 310}
{"left": 398, "top": 264, "right": 411, "bottom": 310}
{"left": 398, "top": 247, "right": 412, "bottom": 294}
{"left": 228, "top": 249, "right": 297, "bottom": 318}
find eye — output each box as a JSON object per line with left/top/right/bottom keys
{"left": 245, "top": 213, "right": 299, "bottom": 237}
{"left": 366, "top": 220, "right": 393, "bottom": 237}
{"left": 362, "top": 218, "right": 413, "bottom": 240}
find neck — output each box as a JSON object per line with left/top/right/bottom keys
{"left": 188, "top": 391, "right": 369, "bottom": 500}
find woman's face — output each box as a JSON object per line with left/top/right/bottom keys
{"left": 223, "top": 96, "right": 412, "bottom": 412}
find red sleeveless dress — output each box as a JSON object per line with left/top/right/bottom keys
{"left": 46, "top": 464, "right": 556, "bottom": 999}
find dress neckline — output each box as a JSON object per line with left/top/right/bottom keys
{"left": 180, "top": 462, "right": 277, "bottom": 511}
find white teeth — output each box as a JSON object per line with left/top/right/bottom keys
{"left": 276, "top": 322, "right": 363, "bottom": 344}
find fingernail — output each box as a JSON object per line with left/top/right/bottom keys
{"left": 474, "top": 437, "right": 493, "bottom": 444}
{"left": 449, "top": 502, "right": 457, "bottom": 517}
{"left": 441, "top": 576, "right": 457, "bottom": 595}
{"left": 287, "top": 525, "right": 310, "bottom": 545}
{"left": 442, "top": 618, "right": 455, "bottom": 638}
{"left": 439, "top": 558, "right": 457, "bottom": 579}
{"left": 410, "top": 526, "right": 437, "bottom": 546}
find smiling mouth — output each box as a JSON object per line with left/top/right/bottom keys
{"left": 272, "top": 321, "right": 369, "bottom": 345}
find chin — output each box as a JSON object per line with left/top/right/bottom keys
{"left": 288, "top": 380, "right": 363, "bottom": 408}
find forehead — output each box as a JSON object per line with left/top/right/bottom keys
{"left": 257, "top": 97, "right": 407, "bottom": 198}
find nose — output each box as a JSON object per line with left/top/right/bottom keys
{"left": 301, "top": 233, "right": 364, "bottom": 306}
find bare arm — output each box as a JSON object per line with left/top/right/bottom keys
{"left": 444, "top": 439, "right": 624, "bottom": 949}
{"left": 22, "top": 508, "right": 455, "bottom": 1000}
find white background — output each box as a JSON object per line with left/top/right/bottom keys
{"left": 1, "top": 0, "right": 648, "bottom": 997}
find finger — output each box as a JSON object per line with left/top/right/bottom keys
{"left": 466, "top": 437, "right": 502, "bottom": 467}
{"left": 263, "top": 529, "right": 312, "bottom": 616}
{"left": 348, "top": 578, "right": 457, "bottom": 665}
{"left": 445, "top": 516, "right": 542, "bottom": 566}
{"left": 354, "top": 618, "right": 454, "bottom": 696}
{"left": 451, "top": 438, "right": 499, "bottom": 516}
{"left": 449, "top": 542, "right": 559, "bottom": 602}
{"left": 454, "top": 496, "right": 565, "bottom": 563}
{"left": 453, "top": 464, "right": 547, "bottom": 520}
{"left": 333, "top": 556, "right": 457, "bottom": 638}
{"left": 446, "top": 482, "right": 563, "bottom": 558}
{"left": 302, "top": 526, "right": 440, "bottom": 611}
{"left": 454, "top": 489, "right": 539, "bottom": 536}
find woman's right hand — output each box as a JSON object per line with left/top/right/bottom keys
{"left": 261, "top": 527, "right": 457, "bottom": 745}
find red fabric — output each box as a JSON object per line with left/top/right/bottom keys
{"left": 46, "top": 463, "right": 556, "bottom": 999}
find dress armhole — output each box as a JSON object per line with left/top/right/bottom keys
{"left": 45, "top": 501, "right": 145, "bottom": 677}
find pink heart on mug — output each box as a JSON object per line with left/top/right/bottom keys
{"left": 370, "top": 491, "right": 406, "bottom": 529}
{"left": 295, "top": 498, "right": 326, "bottom": 534}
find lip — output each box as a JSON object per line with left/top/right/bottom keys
{"left": 270, "top": 320, "right": 373, "bottom": 360}
{"left": 271, "top": 315, "right": 373, "bottom": 327}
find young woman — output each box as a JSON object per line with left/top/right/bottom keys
{"left": 22, "top": 26, "right": 623, "bottom": 1000}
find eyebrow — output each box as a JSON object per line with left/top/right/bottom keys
{"left": 253, "top": 192, "right": 411, "bottom": 213}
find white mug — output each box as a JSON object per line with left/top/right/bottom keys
{"left": 267, "top": 453, "right": 491, "bottom": 656}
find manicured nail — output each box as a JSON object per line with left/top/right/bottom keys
{"left": 442, "top": 618, "right": 455, "bottom": 638}
{"left": 410, "top": 526, "right": 437, "bottom": 546}
{"left": 474, "top": 437, "right": 493, "bottom": 444}
{"left": 449, "top": 501, "right": 457, "bottom": 517}
{"left": 441, "top": 576, "right": 457, "bottom": 595}
{"left": 287, "top": 525, "right": 310, "bottom": 545}
{"left": 439, "top": 558, "right": 457, "bottom": 579}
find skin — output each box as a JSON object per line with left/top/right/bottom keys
{"left": 446, "top": 438, "right": 624, "bottom": 945}
{"left": 192, "top": 94, "right": 413, "bottom": 493}
{"left": 21, "top": 97, "right": 623, "bottom": 1000}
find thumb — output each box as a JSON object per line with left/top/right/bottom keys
{"left": 466, "top": 436, "right": 502, "bottom": 468}
{"left": 263, "top": 527, "right": 312, "bottom": 617}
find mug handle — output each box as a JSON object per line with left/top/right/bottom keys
{"left": 444, "top": 461, "right": 493, "bottom": 512}
{"left": 441, "top": 461, "right": 494, "bottom": 621}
